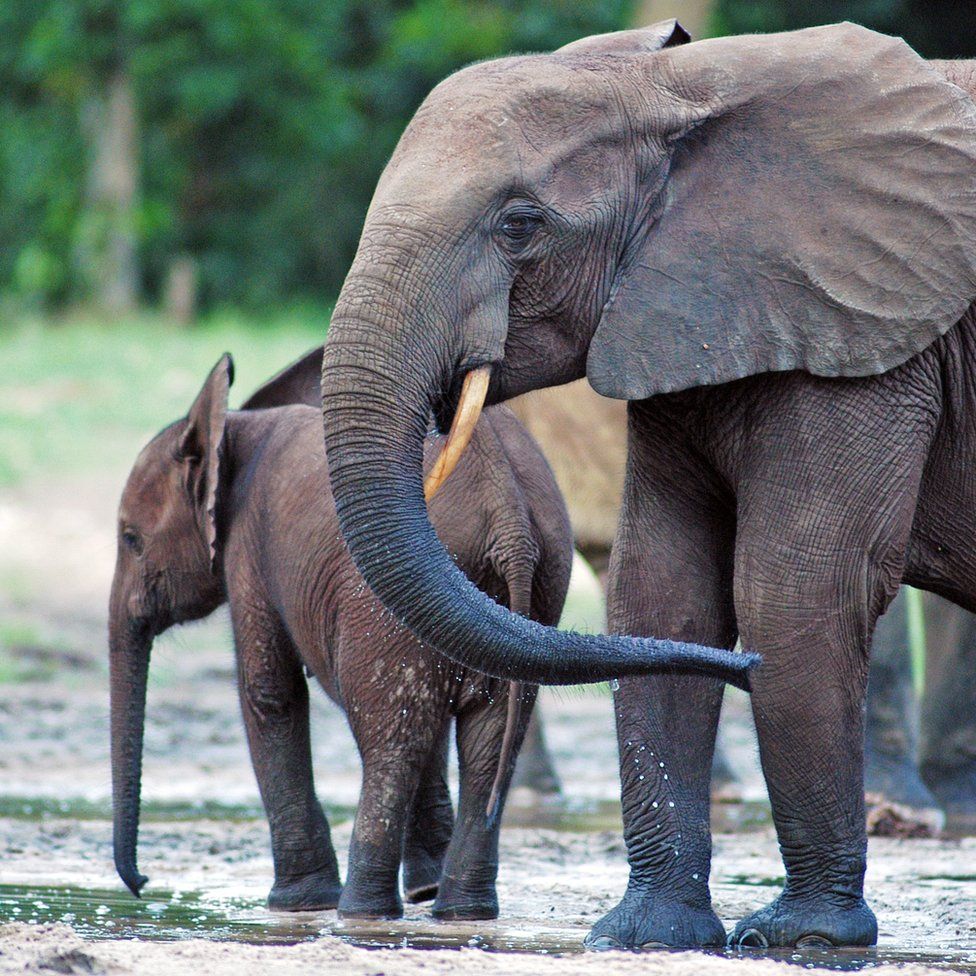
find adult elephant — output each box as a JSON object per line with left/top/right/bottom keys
{"left": 320, "top": 20, "right": 976, "bottom": 949}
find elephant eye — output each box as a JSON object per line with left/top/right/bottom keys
{"left": 121, "top": 528, "right": 143, "bottom": 555}
{"left": 498, "top": 208, "right": 544, "bottom": 250}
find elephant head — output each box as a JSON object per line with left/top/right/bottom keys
{"left": 320, "top": 21, "right": 976, "bottom": 689}
{"left": 109, "top": 356, "right": 234, "bottom": 896}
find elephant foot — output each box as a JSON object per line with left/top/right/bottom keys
{"left": 728, "top": 893, "right": 878, "bottom": 949}
{"left": 584, "top": 889, "right": 725, "bottom": 949}
{"left": 924, "top": 763, "right": 976, "bottom": 835}
{"left": 267, "top": 871, "right": 342, "bottom": 912}
{"left": 431, "top": 879, "right": 498, "bottom": 920}
{"left": 337, "top": 885, "right": 402, "bottom": 920}
{"left": 865, "top": 754, "right": 943, "bottom": 834}
{"left": 402, "top": 847, "right": 444, "bottom": 904}
{"left": 710, "top": 743, "right": 742, "bottom": 804}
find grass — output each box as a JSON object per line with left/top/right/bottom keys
{"left": 0, "top": 309, "right": 328, "bottom": 490}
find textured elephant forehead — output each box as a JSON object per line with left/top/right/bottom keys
{"left": 374, "top": 56, "right": 622, "bottom": 210}
{"left": 119, "top": 424, "right": 182, "bottom": 524}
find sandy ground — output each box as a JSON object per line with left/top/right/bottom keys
{"left": 2, "top": 475, "right": 976, "bottom": 974}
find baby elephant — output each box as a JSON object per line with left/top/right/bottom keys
{"left": 109, "top": 354, "right": 573, "bottom": 920}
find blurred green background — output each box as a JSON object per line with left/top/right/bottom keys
{"left": 2, "top": 0, "right": 972, "bottom": 320}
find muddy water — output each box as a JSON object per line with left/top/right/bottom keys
{"left": 0, "top": 883, "right": 323, "bottom": 944}
{"left": 4, "top": 881, "right": 976, "bottom": 974}
{"left": 3, "top": 632, "right": 975, "bottom": 974}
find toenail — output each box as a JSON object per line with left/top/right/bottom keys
{"left": 796, "top": 934, "right": 833, "bottom": 949}
{"left": 736, "top": 928, "right": 769, "bottom": 948}
{"left": 585, "top": 936, "right": 622, "bottom": 951}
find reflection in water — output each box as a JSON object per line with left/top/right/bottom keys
{"left": 0, "top": 884, "right": 324, "bottom": 945}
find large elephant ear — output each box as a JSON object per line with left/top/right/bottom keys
{"left": 557, "top": 18, "right": 690, "bottom": 56}
{"left": 179, "top": 354, "right": 234, "bottom": 570}
{"left": 586, "top": 23, "right": 976, "bottom": 400}
{"left": 240, "top": 347, "right": 323, "bottom": 410}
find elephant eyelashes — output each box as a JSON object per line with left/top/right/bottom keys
{"left": 498, "top": 208, "right": 544, "bottom": 251}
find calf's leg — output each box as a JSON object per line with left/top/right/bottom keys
{"left": 232, "top": 604, "right": 342, "bottom": 911}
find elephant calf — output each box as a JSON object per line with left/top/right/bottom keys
{"left": 109, "top": 354, "right": 573, "bottom": 920}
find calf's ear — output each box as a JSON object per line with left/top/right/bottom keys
{"left": 179, "top": 354, "right": 234, "bottom": 569}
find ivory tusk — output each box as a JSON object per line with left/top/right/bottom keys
{"left": 424, "top": 367, "right": 491, "bottom": 501}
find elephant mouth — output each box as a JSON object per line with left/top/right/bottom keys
{"left": 425, "top": 366, "right": 493, "bottom": 501}
{"left": 432, "top": 370, "right": 470, "bottom": 434}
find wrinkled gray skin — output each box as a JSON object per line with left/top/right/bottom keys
{"left": 109, "top": 356, "right": 572, "bottom": 920}
{"left": 319, "top": 19, "right": 976, "bottom": 950}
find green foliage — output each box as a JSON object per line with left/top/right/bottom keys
{"left": 0, "top": 1, "right": 632, "bottom": 313}
{"left": 711, "top": 1, "right": 976, "bottom": 58}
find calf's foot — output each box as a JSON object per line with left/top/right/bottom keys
{"left": 402, "top": 849, "right": 442, "bottom": 904}
{"left": 431, "top": 875, "right": 498, "bottom": 920}
{"left": 729, "top": 893, "right": 877, "bottom": 948}
{"left": 925, "top": 763, "right": 976, "bottom": 834}
{"left": 585, "top": 887, "right": 725, "bottom": 949}
{"left": 268, "top": 870, "right": 342, "bottom": 912}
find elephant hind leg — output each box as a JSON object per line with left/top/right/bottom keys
{"left": 864, "top": 588, "right": 942, "bottom": 831}
{"left": 338, "top": 645, "right": 447, "bottom": 919}
{"left": 432, "top": 683, "right": 537, "bottom": 920}
{"left": 919, "top": 593, "right": 976, "bottom": 834}
{"left": 402, "top": 721, "right": 453, "bottom": 903}
{"left": 510, "top": 708, "right": 561, "bottom": 796}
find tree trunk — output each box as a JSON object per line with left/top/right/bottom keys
{"left": 75, "top": 68, "right": 140, "bottom": 316}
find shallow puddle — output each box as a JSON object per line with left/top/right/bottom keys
{"left": 3, "top": 882, "right": 975, "bottom": 973}
{"left": 0, "top": 882, "right": 325, "bottom": 944}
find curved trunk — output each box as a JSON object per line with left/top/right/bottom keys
{"left": 109, "top": 620, "right": 152, "bottom": 896}
{"left": 321, "top": 307, "right": 757, "bottom": 691}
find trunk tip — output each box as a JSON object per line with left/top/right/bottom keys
{"left": 733, "top": 651, "right": 762, "bottom": 692}
{"left": 116, "top": 862, "right": 149, "bottom": 898}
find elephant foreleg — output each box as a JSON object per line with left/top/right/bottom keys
{"left": 231, "top": 601, "right": 342, "bottom": 911}
{"left": 726, "top": 382, "right": 935, "bottom": 948}
{"left": 586, "top": 407, "right": 737, "bottom": 950}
